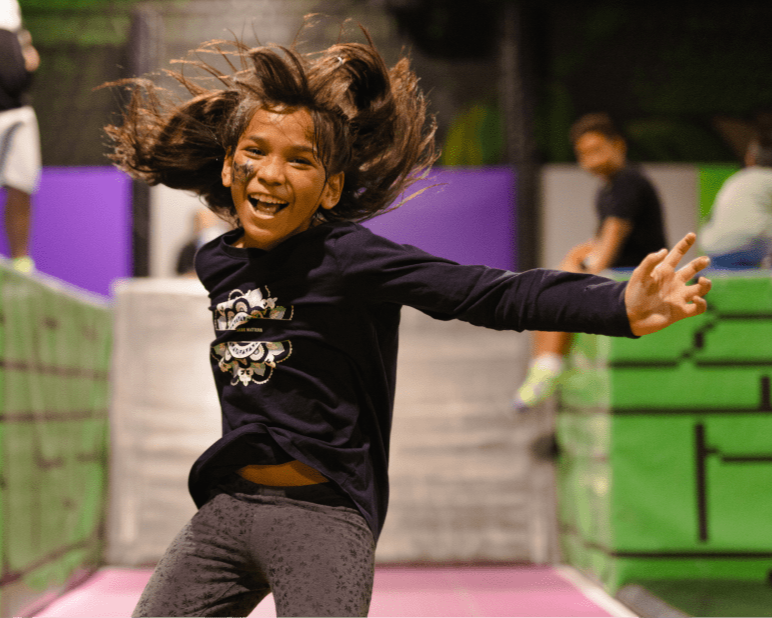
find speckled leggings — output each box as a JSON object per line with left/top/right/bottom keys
{"left": 132, "top": 477, "right": 375, "bottom": 617}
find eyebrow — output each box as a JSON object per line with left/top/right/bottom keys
{"left": 243, "top": 135, "right": 317, "bottom": 155}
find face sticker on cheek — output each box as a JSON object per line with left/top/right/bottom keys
{"left": 232, "top": 160, "right": 254, "bottom": 183}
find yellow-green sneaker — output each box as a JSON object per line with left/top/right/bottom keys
{"left": 11, "top": 256, "right": 35, "bottom": 274}
{"left": 512, "top": 363, "right": 562, "bottom": 412}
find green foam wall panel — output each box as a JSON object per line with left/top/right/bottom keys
{"left": 557, "top": 273, "right": 772, "bottom": 594}
{"left": 0, "top": 266, "right": 111, "bottom": 617}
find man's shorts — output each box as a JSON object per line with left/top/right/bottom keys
{"left": 0, "top": 105, "right": 41, "bottom": 195}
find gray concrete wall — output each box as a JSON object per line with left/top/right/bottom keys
{"left": 378, "top": 308, "right": 557, "bottom": 563}
{"left": 106, "top": 278, "right": 220, "bottom": 566}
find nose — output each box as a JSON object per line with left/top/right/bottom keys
{"left": 257, "top": 156, "right": 284, "bottom": 185}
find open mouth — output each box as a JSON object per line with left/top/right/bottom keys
{"left": 248, "top": 195, "right": 289, "bottom": 215}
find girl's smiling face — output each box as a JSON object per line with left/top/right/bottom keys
{"left": 222, "top": 107, "right": 344, "bottom": 251}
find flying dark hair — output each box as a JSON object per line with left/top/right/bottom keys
{"left": 102, "top": 23, "right": 438, "bottom": 225}
{"left": 569, "top": 112, "right": 624, "bottom": 145}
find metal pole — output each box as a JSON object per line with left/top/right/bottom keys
{"left": 499, "top": 1, "right": 540, "bottom": 271}
{"left": 127, "top": 5, "right": 163, "bottom": 277}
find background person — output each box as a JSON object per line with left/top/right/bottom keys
{"left": 513, "top": 113, "right": 668, "bottom": 411}
{"left": 700, "top": 124, "right": 772, "bottom": 269}
{"left": 0, "top": 0, "right": 41, "bottom": 273}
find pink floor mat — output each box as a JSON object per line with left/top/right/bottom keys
{"left": 33, "top": 564, "right": 633, "bottom": 617}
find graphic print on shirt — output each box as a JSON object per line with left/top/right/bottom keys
{"left": 211, "top": 286, "right": 292, "bottom": 386}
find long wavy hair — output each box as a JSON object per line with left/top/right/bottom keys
{"left": 103, "top": 22, "right": 438, "bottom": 225}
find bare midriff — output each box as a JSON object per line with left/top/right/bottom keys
{"left": 237, "top": 460, "right": 329, "bottom": 486}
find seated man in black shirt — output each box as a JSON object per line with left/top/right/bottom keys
{"left": 513, "top": 113, "right": 667, "bottom": 411}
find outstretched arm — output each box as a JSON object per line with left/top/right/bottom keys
{"left": 625, "top": 233, "right": 712, "bottom": 336}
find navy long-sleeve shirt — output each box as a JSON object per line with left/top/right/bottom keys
{"left": 191, "top": 221, "right": 635, "bottom": 539}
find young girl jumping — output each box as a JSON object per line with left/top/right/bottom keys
{"left": 104, "top": 21, "right": 711, "bottom": 618}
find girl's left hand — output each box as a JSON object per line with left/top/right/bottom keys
{"left": 625, "top": 233, "right": 712, "bottom": 336}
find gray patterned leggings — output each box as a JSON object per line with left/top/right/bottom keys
{"left": 132, "top": 477, "right": 375, "bottom": 617}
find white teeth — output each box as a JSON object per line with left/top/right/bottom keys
{"left": 250, "top": 195, "right": 286, "bottom": 205}
{"left": 248, "top": 195, "right": 288, "bottom": 214}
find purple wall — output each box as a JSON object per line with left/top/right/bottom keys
{"left": 1, "top": 166, "right": 515, "bottom": 297}
{"left": 0, "top": 167, "right": 132, "bottom": 298}
{"left": 364, "top": 167, "right": 517, "bottom": 271}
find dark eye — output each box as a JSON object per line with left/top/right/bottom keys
{"left": 246, "top": 147, "right": 264, "bottom": 156}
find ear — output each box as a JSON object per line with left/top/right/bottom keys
{"left": 319, "top": 172, "right": 344, "bottom": 211}
{"left": 221, "top": 151, "right": 233, "bottom": 188}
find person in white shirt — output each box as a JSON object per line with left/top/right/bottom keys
{"left": 700, "top": 126, "right": 772, "bottom": 269}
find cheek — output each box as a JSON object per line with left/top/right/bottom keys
{"left": 232, "top": 160, "right": 254, "bottom": 183}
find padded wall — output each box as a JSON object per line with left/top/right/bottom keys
{"left": 557, "top": 272, "right": 772, "bottom": 593}
{"left": 0, "top": 265, "right": 112, "bottom": 618}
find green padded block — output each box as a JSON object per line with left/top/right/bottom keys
{"left": 570, "top": 274, "right": 772, "bottom": 369}
{"left": 706, "top": 274, "right": 772, "bottom": 316}
{"left": 1, "top": 264, "right": 111, "bottom": 611}
{"left": 0, "top": 428, "right": 3, "bottom": 572}
{"left": 564, "top": 534, "right": 772, "bottom": 594}
{"left": 560, "top": 364, "right": 612, "bottom": 409}
{"left": 588, "top": 545, "right": 620, "bottom": 592}
{"left": 560, "top": 529, "right": 620, "bottom": 590}
{"left": 559, "top": 273, "right": 772, "bottom": 599}
{"left": 72, "top": 463, "right": 107, "bottom": 540}
{"left": 3, "top": 279, "right": 43, "bottom": 364}
{"left": 708, "top": 457, "right": 772, "bottom": 548}
{"left": 47, "top": 374, "right": 71, "bottom": 413}
{"left": 638, "top": 579, "right": 772, "bottom": 617}
{"left": 560, "top": 413, "right": 772, "bottom": 553}
{"left": 609, "top": 364, "right": 769, "bottom": 410}
{"left": 556, "top": 412, "right": 610, "bottom": 460}
{"left": 610, "top": 557, "right": 772, "bottom": 592}
{"left": 41, "top": 465, "right": 67, "bottom": 554}
{"left": 607, "top": 312, "right": 711, "bottom": 365}
{"left": 694, "top": 319, "right": 772, "bottom": 363}
{"left": 89, "top": 379, "right": 110, "bottom": 413}
{"left": 707, "top": 414, "right": 772, "bottom": 453}
{"left": 557, "top": 455, "right": 613, "bottom": 549}
{"left": 568, "top": 331, "right": 771, "bottom": 411}
{"left": 36, "top": 286, "right": 57, "bottom": 366}
{"left": 22, "top": 545, "right": 94, "bottom": 593}
{"left": 0, "top": 268, "right": 5, "bottom": 358}
{"left": 701, "top": 415, "right": 772, "bottom": 548}
{"left": 560, "top": 530, "right": 591, "bottom": 574}
{"left": 78, "top": 418, "right": 107, "bottom": 453}
{"left": 610, "top": 415, "right": 699, "bottom": 551}
{"left": 558, "top": 414, "right": 699, "bottom": 551}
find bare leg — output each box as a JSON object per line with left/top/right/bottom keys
{"left": 533, "top": 329, "right": 574, "bottom": 358}
{"left": 5, "top": 186, "right": 32, "bottom": 258}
